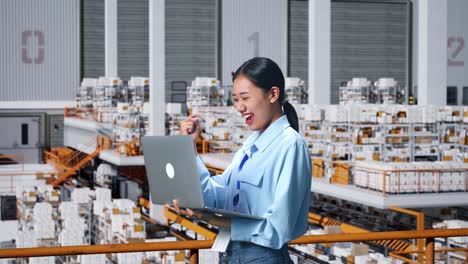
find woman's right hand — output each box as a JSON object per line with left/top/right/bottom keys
{"left": 180, "top": 115, "right": 200, "bottom": 147}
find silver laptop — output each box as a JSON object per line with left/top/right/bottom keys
{"left": 141, "top": 135, "right": 263, "bottom": 220}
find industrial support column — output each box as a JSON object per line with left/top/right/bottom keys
{"left": 105, "top": 0, "right": 118, "bottom": 77}
{"left": 149, "top": 0, "right": 165, "bottom": 136}
{"left": 417, "top": 0, "right": 447, "bottom": 105}
{"left": 308, "top": 0, "right": 331, "bottom": 105}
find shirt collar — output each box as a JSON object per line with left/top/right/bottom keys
{"left": 241, "top": 115, "right": 290, "bottom": 154}
{"left": 241, "top": 131, "right": 260, "bottom": 157}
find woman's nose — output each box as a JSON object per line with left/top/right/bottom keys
{"left": 235, "top": 102, "right": 246, "bottom": 112}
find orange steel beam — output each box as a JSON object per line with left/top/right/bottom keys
{"left": 1, "top": 229, "right": 467, "bottom": 259}
{"left": 141, "top": 214, "right": 157, "bottom": 225}
{"left": 425, "top": 237, "right": 435, "bottom": 263}
{"left": 308, "top": 212, "right": 412, "bottom": 252}
{"left": 139, "top": 197, "right": 151, "bottom": 209}
{"left": 389, "top": 252, "right": 418, "bottom": 264}
{"left": 170, "top": 230, "right": 190, "bottom": 242}
{"left": 290, "top": 228, "right": 468, "bottom": 244}
{"left": 392, "top": 247, "right": 468, "bottom": 255}
{"left": 51, "top": 148, "right": 100, "bottom": 187}
{"left": 389, "top": 206, "right": 425, "bottom": 263}
{"left": 164, "top": 208, "right": 217, "bottom": 240}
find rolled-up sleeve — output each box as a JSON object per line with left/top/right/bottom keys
{"left": 196, "top": 155, "right": 233, "bottom": 209}
{"left": 230, "top": 142, "right": 312, "bottom": 249}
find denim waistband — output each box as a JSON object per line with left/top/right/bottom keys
{"left": 226, "top": 241, "right": 288, "bottom": 253}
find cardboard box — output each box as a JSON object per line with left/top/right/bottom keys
{"left": 312, "top": 158, "right": 325, "bottom": 178}
{"left": 351, "top": 243, "right": 369, "bottom": 256}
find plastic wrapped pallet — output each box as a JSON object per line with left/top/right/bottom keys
{"left": 93, "top": 200, "right": 113, "bottom": 217}
{"left": 16, "top": 230, "right": 37, "bottom": 248}
{"left": 125, "top": 223, "right": 146, "bottom": 240}
{"left": 59, "top": 229, "right": 84, "bottom": 246}
{"left": 63, "top": 217, "right": 86, "bottom": 232}
{"left": 464, "top": 107, "right": 468, "bottom": 123}
{"left": 292, "top": 103, "right": 308, "bottom": 120}
{"left": 33, "top": 202, "right": 53, "bottom": 219}
{"left": 116, "top": 252, "right": 144, "bottom": 264}
{"left": 304, "top": 105, "right": 325, "bottom": 121}
{"left": 33, "top": 217, "right": 55, "bottom": 239}
{"left": 36, "top": 185, "right": 53, "bottom": 196}
{"left": 80, "top": 254, "right": 107, "bottom": 264}
{"left": 95, "top": 187, "right": 112, "bottom": 202}
{"left": 150, "top": 203, "right": 166, "bottom": 224}
{"left": 111, "top": 214, "right": 133, "bottom": 233}
{"left": 71, "top": 187, "right": 91, "bottom": 203}
{"left": 113, "top": 199, "right": 135, "bottom": 213}
{"left": 444, "top": 220, "right": 468, "bottom": 244}
{"left": 130, "top": 206, "right": 141, "bottom": 220}
{"left": 325, "top": 105, "right": 348, "bottom": 123}
{"left": 16, "top": 186, "right": 37, "bottom": 203}
{"left": 29, "top": 257, "right": 55, "bottom": 264}
{"left": 59, "top": 201, "right": 79, "bottom": 220}
{"left": 353, "top": 105, "right": 379, "bottom": 123}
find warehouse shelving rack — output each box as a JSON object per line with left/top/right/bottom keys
{"left": 411, "top": 123, "right": 440, "bottom": 162}
{"left": 381, "top": 123, "right": 412, "bottom": 162}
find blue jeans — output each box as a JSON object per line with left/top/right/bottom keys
{"left": 219, "top": 241, "right": 292, "bottom": 264}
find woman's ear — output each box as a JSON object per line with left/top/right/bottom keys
{"left": 269, "top": 86, "right": 280, "bottom": 103}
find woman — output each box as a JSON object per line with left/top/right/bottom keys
{"left": 178, "top": 57, "right": 311, "bottom": 263}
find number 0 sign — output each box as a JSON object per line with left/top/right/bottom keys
{"left": 21, "top": 31, "right": 45, "bottom": 64}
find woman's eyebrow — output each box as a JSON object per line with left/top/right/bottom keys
{"left": 233, "top": 91, "right": 249, "bottom": 96}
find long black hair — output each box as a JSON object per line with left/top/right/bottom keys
{"left": 232, "top": 57, "right": 299, "bottom": 132}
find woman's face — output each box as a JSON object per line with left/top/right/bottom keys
{"left": 232, "top": 75, "right": 279, "bottom": 131}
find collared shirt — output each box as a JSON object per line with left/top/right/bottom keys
{"left": 196, "top": 115, "right": 312, "bottom": 249}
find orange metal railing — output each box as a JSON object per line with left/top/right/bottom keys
{"left": 44, "top": 136, "right": 101, "bottom": 187}
{"left": 354, "top": 166, "right": 468, "bottom": 195}
{"left": 0, "top": 155, "right": 25, "bottom": 194}
{"left": 389, "top": 206, "right": 426, "bottom": 263}
{"left": 0, "top": 228, "right": 467, "bottom": 264}
{"left": 50, "top": 147, "right": 100, "bottom": 187}
{"left": 307, "top": 212, "right": 412, "bottom": 252}
{"left": 0, "top": 155, "right": 55, "bottom": 193}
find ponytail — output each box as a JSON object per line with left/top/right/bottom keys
{"left": 283, "top": 101, "right": 299, "bottom": 132}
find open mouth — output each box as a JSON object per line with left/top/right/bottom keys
{"left": 244, "top": 113, "right": 254, "bottom": 125}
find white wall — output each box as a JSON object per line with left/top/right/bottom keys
{"left": 0, "top": 0, "right": 79, "bottom": 105}
{"left": 221, "top": 0, "right": 288, "bottom": 86}
{"left": 447, "top": 0, "right": 468, "bottom": 97}
{"left": 413, "top": 0, "right": 468, "bottom": 104}
{"left": 0, "top": 220, "right": 18, "bottom": 242}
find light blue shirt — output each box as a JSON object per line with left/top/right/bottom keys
{"left": 196, "top": 115, "right": 312, "bottom": 249}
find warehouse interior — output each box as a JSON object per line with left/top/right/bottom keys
{"left": 0, "top": 0, "right": 467, "bottom": 263}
